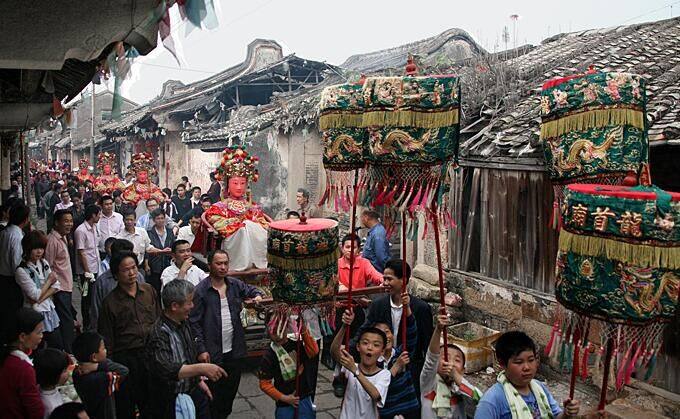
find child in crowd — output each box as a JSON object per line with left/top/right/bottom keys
{"left": 99, "top": 237, "right": 115, "bottom": 273}
{"left": 331, "top": 308, "right": 391, "bottom": 419}
{"left": 258, "top": 315, "right": 320, "bottom": 419}
{"left": 474, "top": 331, "right": 580, "bottom": 419}
{"left": 34, "top": 348, "right": 72, "bottom": 418}
{"left": 72, "top": 332, "right": 129, "bottom": 419}
{"left": 421, "top": 313, "right": 483, "bottom": 419}
{"left": 374, "top": 293, "right": 420, "bottom": 419}
{"left": 48, "top": 402, "right": 88, "bottom": 419}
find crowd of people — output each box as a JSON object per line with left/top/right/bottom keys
{"left": 0, "top": 167, "right": 582, "bottom": 419}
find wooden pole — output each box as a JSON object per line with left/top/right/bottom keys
{"left": 432, "top": 203, "right": 449, "bottom": 362}
{"left": 401, "top": 211, "right": 408, "bottom": 351}
{"left": 598, "top": 337, "right": 615, "bottom": 411}
{"left": 344, "top": 169, "right": 359, "bottom": 347}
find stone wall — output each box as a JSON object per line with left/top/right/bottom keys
{"left": 446, "top": 269, "right": 556, "bottom": 354}
{"left": 273, "top": 127, "right": 325, "bottom": 218}
{"left": 159, "top": 131, "right": 221, "bottom": 192}
{"left": 246, "top": 129, "right": 288, "bottom": 217}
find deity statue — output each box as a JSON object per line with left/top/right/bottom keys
{"left": 121, "top": 152, "right": 165, "bottom": 208}
{"left": 76, "top": 158, "right": 94, "bottom": 184}
{"left": 93, "top": 152, "right": 125, "bottom": 196}
{"left": 203, "top": 146, "right": 271, "bottom": 271}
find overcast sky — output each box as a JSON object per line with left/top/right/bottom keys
{"left": 118, "top": 0, "right": 680, "bottom": 105}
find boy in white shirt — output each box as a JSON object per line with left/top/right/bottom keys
{"left": 34, "top": 348, "right": 71, "bottom": 418}
{"left": 331, "top": 308, "right": 391, "bottom": 419}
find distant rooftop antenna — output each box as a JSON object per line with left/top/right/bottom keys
{"left": 510, "top": 14, "right": 521, "bottom": 50}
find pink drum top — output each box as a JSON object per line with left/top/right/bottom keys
{"left": 269, "top": 218, "right": 338, "bottom": 233}
{"left": 567, "top": 184, "right": 680, "bottom": 202}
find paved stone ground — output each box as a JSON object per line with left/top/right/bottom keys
{"left": 233, "top": 362, "right": 341, "bottom": 418}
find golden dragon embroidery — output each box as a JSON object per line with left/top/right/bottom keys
{"left": 550, "top": 126, "right": 622, "bottom": 175}
{"left": 324, "top": 133, "right": 362, "bottom": 161}
{"left": 620, "top": 266, "right": 679, "bottom": 317}
{"left": 369, "top": 129, "right": 436, "bottom": 156}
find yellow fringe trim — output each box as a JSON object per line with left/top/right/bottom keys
{"left": 540, "top": 108, "right": 644, "bottom": 140}
{"left": 319, "top": 108, "right": 459, "bottom": 130}
{"left": 267, "top": 248, "right": 341, "bottom": 271}
{"left": 558, "top": 230, "right": 680, "bottom": 269}
{"left": 319, "top": 113, "right": 364, "bottom": 130}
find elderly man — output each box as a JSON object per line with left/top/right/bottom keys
{"left": 99, "top": 251, "right": 160, "bottom": 418}
{"left": 160, "top": 240, "right": 208, "bottom": 288}
{"left": 190, "top": 250, "right": 264, "bottom": 419}
{"left": 146, "top": 279, "right": 227, "bottom": 418}
{"left": 295, "top": 188, "right": 321, "bottom": 218}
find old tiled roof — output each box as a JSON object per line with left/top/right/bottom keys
{"left": 100, "top": 105, "right": 153, "bottom": 135}
{"left": 182, "top": 77, "right": 340, "bottom": 149}
{"left": 182, "top": 29, "right": 488, "bottom": 147}
{"left": 341, "top": 28, "right": 485, "bottom": 73}
{"left": 461, "top": 17, "right": 680, "bottom": 165}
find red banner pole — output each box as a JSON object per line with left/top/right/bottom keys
{"left": 401, "top": 211, "right": 408, "bottom": 351}
{"left": 344, "top": 169, "right": 359, "bottom": 347}
{"left": 432, "top": 204, "right": 448, "bottom": 362}
{"left": 569, "top": 325, "right": 581, "bottom": 400}
{"left": 598, "top": 337, "right": 615, "bottom": 411}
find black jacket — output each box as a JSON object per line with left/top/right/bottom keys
{"left": 353, "top": 293, "right": 433, "bottom": 364}
{"left": 207, "top": 181, "right": 221, "bottom": 204}
{"left": 147, "top": 227, "right": 175, "bottom": 274}
{"left": 189, "top": 276, "right": 264, "bottom": 360}
{"left": 73, "top": 359, "right": 129, "bottom": 419}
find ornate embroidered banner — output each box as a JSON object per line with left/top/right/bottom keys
{"left": 267, "top": 218, "right": 340, "bottom": 304}
{"left": 541, "top": 72, "right": 649, "bottom": 184}
{"left": 556, "top": 184, "right": 680, "bottom": 324}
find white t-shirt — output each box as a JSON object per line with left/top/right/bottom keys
{"left": 390, "top": 298, "right": 403, "bottom": 342}
{"left": 221, "top": 297, "right": 234, "bottom": 354}
{"left": 116, "top": 227, "right": 152, "bottom": 266}
{"left": 339, "top": 367, "right": 391, "bottom": 419}
{"left": 54, "top": 202, "right": 73, "bottom": 212}
{"left": 40, "top": 388, "right": 66, "bottom": 419}
{"left": 176, "top": 225, "right": 196, "bottom": 246}
{"left": 161, "top": 263, "right": 208, "bottom": 288}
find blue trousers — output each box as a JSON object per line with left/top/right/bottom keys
{"left": 275, "top": 396, "right": 315, "bottom": 419}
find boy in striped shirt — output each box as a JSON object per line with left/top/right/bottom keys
{"left": 421, "top": 313, "right": 483, "bottom": 419}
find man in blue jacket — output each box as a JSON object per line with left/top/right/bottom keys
{"left": 361, "top": 209, "right": 391, "bottom": 273}
{"left": 189, "top": 249, "right": 263, "bottom": 418}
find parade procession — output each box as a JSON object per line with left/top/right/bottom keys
{"left": 1, "top": 1, "right": 680, "bottom": 418}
